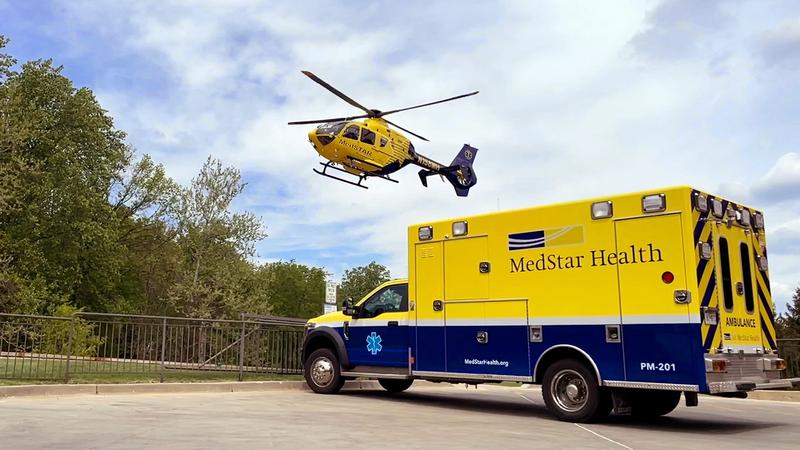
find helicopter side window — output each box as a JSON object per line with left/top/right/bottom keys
{"left": 360, "top": 128, "right": 376, "bottom": 145}
{"left": 379, "top": 137, "right": 388, "bottom": 147}
{"left": 343, "top": 125, "right": 360, "bottom": 140}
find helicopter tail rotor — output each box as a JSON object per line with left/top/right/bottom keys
{"left": 417, "top": 144, "right": 478, "bottom": 197}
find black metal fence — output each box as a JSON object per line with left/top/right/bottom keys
{"left": 0, "top": 312, "right": 305, "bottom": 382}
{"left": 778, "top": 338, "right": 800, "bottom": 379}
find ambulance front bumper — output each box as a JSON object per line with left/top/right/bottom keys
{"left": 708, "top": 377, "right": 800, "bottom": 394}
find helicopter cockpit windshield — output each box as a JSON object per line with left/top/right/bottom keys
{"left": 317, "top": 122, "right": 346, "bottom": 134}
{"left": 315, "top": 122, "right": 346, "bottom": 145}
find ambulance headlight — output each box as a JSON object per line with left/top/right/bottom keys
{"left": 757, "top": 255, "right": 768, "bottom": 271}
{"left": 591, "top": 201, "right": 613, "bottom": 219}
{"left": 753, "top": 212, "right": 765, "bottom": 230}
{"left": 739, "top": 209, "right": 751, "bottom": 227}
{"left": 418, "top": 226, "right": 433, "bottom": 241}
{"left": 699, "top": 242, "right": 713, "bottom": 260}
{"left": 642, "top": 193, "right": 666, "bottom": 213}
{"left": 452, "top": 221, "right": 468, "bottom": 237}
{"left": 711, "top": 199, "right": 724, "bottom": 218}
{"left": 694, "top": 193, "right": 709, "bottom": 213}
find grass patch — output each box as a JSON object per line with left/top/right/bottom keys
{"left": 0, "top": 357, "right": 301, "bottom": 385}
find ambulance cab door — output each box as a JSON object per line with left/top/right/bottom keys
{"left": 414, "top": 241, "right": 446, "bottom": 373}
{"left": 615, "top": 213, "right": 700, "bottom": 385}
{"left": 346, "top": 282, "right": 409, "bottom": 368}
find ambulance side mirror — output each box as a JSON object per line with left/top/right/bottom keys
{"left": 343, "top": 298, "right": 356, "bottom": 316}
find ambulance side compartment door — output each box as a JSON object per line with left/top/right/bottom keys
{"left": 615, "top": 213, "right": 704, "bottom": 386}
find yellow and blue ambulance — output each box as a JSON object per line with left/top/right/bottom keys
{"left": 302, "top": 186, "right": 799, "bottom": 422}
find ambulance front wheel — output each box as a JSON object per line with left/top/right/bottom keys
{"left": 378, "top": 379, "right": 413, "bottom": 393}
{"left": 304, "top": 348, "right": 345, "bottom": 394}
{"left": 542, "top": 359, "right": 611, "bottom": 423}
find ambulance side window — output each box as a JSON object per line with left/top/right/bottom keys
{"left": 359, "top": 284, "right": 408, "bottom": 318}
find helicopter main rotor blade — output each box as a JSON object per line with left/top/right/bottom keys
{"left": 301, "top": 71, "right": 374, "bottom": 116}
{"left": 288, "top": 114, "right": 369, "bottom": 125}
{"left": 378, "top": 91, "right": 479, "bottom": 117}
{"left": 383, "top": 119, "right": 429, "bottom": 142}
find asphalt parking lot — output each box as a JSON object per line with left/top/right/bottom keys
{"left": 2, "top": 383, "right": 799, "bottom": 449}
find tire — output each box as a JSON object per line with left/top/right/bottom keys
{"left": 378, "top": 379, "right": 413, "bottom": 393}
{"left": 304, "top": 348, "right": 345, "bottom": 394}
{"left": 541, "top": 359, "right": 611, "bottom": 423}
{"left": 630, "top": 390, "right": 681, "bottom": 418}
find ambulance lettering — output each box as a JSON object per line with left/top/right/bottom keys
{"left": 725, "top": 317, "right": 757, "bottom": 328}
{"left": 509, "top": 243, "right": 664, "bottom": 273}
{"left": 640, "top": 362, "right": 677, "bottom": 372}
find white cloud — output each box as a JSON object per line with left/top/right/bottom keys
{"left": 46, "top": 0, "right": 800, "bottom": 305}
{"left": 751, "top": 152, "right": 800, "bottom": 205}
{"left": 757, "top": 19, "right": 800, "bottom": 69}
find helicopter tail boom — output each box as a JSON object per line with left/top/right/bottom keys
{"left": 417, "top": 144, "right": 478, "bottom": 197}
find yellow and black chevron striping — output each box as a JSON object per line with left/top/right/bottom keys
{"left": 692, "top": 190, "right": 776, "bottom": 353}
{"left": 751, "top": 235, "right": 776, "bottom": 351}
{"left": 693, "top": 190, "right": 720, "bottom": 353}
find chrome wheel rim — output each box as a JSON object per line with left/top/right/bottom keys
{"left": 551, "top": 369, "right": 588, "bottom": 413}
{"left": 311, "top": 356, "right": 334, "bottom": 387}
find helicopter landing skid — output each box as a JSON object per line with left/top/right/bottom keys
{"left": 313, "top": 162, "right": 368, "bottom": 189}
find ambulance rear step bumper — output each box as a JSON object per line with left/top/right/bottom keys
{"left": 709, "top": 378, "right": 800, "bottom": 394}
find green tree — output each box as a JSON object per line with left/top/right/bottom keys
{"left": 776, "top": 286, "right": 800, "bottom": 339}
{"left": 338, "top": 262, "right": 391, "bottom": 305}
{"left": 167, "top": 157, "right": 266, "bottom": 317}
{"left": 0, "top": 36, "right": 129, "bottom": 312}
{"left": 259, "top": 261, "right": 326, "bottom": 319}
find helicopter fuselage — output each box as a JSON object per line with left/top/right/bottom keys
{"left": 307, "top": 118, "right": 439, "bottom": 177}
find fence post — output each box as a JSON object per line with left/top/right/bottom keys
{"left": 64, "top": 316, "right": 75, "bottom": 383}
{"left": 238, "top": 314, "right": 245, "bottom": 382}
{"left": 160, "top": 317, "right": 167, "bottom": 383}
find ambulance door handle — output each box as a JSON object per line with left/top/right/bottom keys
{"left": 433, "top": 300, "right": 443, "bottom": 311}
{"left": 476, "top": 331, "right": 489, "bottom": 344}
{"left": 674, "top": 290, "right": 692, "bottom": 304}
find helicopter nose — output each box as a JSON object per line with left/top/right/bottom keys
{"left": 310, "top": 129, "right": 333, "bottom": 146}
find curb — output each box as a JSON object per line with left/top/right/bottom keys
{"left": 0, "top": 380, "right": 380, "bottom": 399}
{"left": 745, "top": 390, "right": 800, "bottom": 402}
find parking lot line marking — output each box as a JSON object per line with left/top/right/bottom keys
{"left": 516, "top": 393, "right": 535, "bottom": 403}
{"left": 574, "top": 424, "right": 634, "bottom": 450}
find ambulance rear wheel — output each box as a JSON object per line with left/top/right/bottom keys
{"left": 542, "top": 359, "right": 610, "bottom": 423}
{"left": 304, "top": 348, "right": 344, "bottom": 394}
{"left": 378, "top": 379, "right": 413, "bottom": 393}
{"left": 630, "top": 390, "right": 681, "bottom": 418}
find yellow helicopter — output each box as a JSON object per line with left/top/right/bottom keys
{"left": 288, "top": 71, "right": 479, "bottom": 197}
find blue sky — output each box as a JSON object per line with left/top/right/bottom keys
{"left": 3, "top": 0, "right": 800, "bottom": 309}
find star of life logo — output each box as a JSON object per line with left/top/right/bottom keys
{"left": 366, "top": 332, "right": 383, "bottom": 355}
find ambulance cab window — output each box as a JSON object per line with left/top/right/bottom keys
{"left": 719, "top": 237, "right": 734, "bottom": 311}
{"left": 343, "top": 125, "right": 359, "bottom": 140}
{"left": 361, "top": 128, "right": 376, "bottom": 145}
{"left": 359, "top": 284, "right": 408, "bottom": 318}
